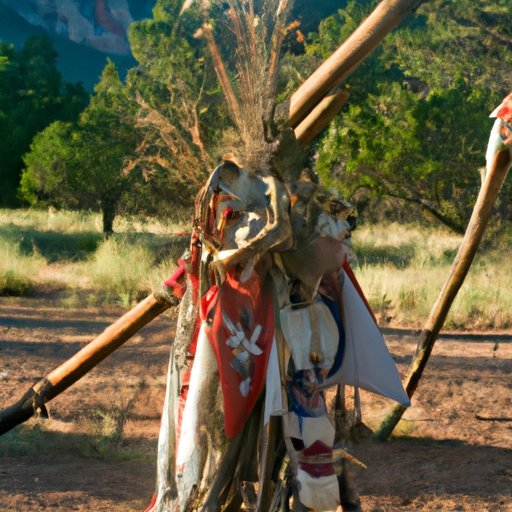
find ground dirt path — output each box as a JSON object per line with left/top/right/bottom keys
{"left": 0, "top": 298, "right": 511, "bottom": 512}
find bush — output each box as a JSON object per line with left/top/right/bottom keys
{"left": 86, "top": 237, "right": 156, "bottom": 307}
{"left": 0, "top": 240, "right": 47, "bottom": 296}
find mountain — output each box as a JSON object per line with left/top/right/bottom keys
{"left": 0, "top": 0, "right": 155, "bottom": 89}
{"left": 0, "top": 0, "right": 340, "bottom": 90}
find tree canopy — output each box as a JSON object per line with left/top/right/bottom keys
{"left": 21, "top": 61, "right": 143, "bottom": 234}
{"left": 0, "top": 36, "right": 87, "bottom": 206}
{"left": 308, "top": 0, "right": 511, "bottom": 230}
{"left": 13, "top": 0, "right": 512, "bottom": 233}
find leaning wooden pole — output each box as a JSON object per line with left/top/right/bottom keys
{"left": 0, "top": 288, "right": 175, "bottom": 436}
{"left": 288, "top": 0, "right": 423, "bottom": 128}
{"left": 374, "top": 144, "right": 512, "bottom": 441}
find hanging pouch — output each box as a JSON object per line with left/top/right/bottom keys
{"left": 279, "top": 301, "right": 339, "bottom": 372}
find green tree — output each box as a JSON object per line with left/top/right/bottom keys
{"left": 21, "top": 61, "right": 141, "bottom": 234}
{"left": 21, "top": 1, "right": 230, "bottom": 229}
{"left": 0, "top": 36, "right": 87, "bottom": 206}
{"left": 294, "top": 0, "right": 511, "bottom": 230}
{"left": 125, "top": 0, "right": 230, "bottom": 204}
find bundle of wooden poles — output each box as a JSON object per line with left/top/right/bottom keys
{"left": 1, "top": 0, "right": 510, "bottom": 443}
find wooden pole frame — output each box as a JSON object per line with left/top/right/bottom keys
{"left": 0, "top": 0, "right": 426, "bottom": 438}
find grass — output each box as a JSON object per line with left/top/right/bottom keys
{"left": 352, "top": 222, "right": 512, "bottom": 329}
{"left": 0, "top": 208, "right": 189, "bottom": 307}
{"left": 0, "top": 382, "right": 152, "bottom": 462}
{"left": 84, "top": 236, "right": 184, "bottom": 308}
{"left": 0, "top": 209, "right": 511, "bottom": 329}
{"left": 0, "top": 420, "right": 151, "bottom": 462}
{"left": 0, "top": 239, "right": 48, "bottom": 296}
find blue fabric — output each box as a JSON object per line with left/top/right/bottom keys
{"left": 320, "top": 294, "right": 345, "bottom": 378}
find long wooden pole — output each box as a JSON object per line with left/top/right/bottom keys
{"left": 374, "top": 146, "right": 512, "bottom": 441}
{"left": 294, "top": 88, "right": 350, "bottom": 146}
{"left": 0, "top": 290, "right": 174, "bottom": 436}
{"left": 288, "top": 0, "right": 422, "bottom": 128}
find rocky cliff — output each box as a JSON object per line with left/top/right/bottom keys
{"left": 0, "top": 0, "right": 154, "bottom": 55}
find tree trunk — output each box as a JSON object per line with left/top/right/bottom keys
{"left": 101, "top": 196, "right": 117, "bottom": 236}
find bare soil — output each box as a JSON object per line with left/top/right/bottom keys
{"left": 0, "top": 297, "right": 511, "bottom": 512}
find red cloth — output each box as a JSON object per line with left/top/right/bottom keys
{"left": 496, "top": 93, "right": 512, "bottom": 122}
{"left": 162, "top": 259, "right": 187, "bottom": 298}
{"left": 143, "top": 494, "right": 157, "bottom": 512}
{"left": 207, "top": 270, "right": 274, "bottom": 438}
{"left": 300, "top": 440, "right": 336, "bottom": 478}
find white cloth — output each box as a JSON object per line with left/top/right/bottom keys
{"left": 279, "top": 301, "right": 339, "bottom": 371}
{"left": 297, "top": 469, "right": 340, "bottom": 511}
{"left": 322, "top": 271, "right": 410, "bottom": 406}
{"left": 264, "top": 336, "right": 284, "bottom": 424}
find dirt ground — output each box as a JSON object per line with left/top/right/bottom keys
{"left": 0, "top": 297, "right": 511, "bottom": 512}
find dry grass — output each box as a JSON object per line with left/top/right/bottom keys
{"left": 1, "top": 210, "right": 511, "bottom": 328}
{"left": 0, "top": 209, "right": 189, "bottom": 307}
{"left": 353, "top": 222, "right": 512, "bottom": 329}
{"left": 0, "top": 239, "right": 48, "bottom": 296}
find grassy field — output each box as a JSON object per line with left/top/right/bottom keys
{"left": 0, "top": 209, "right": 189, "bottom": 308}
{"left": 1, "top": 208, "right": 511, "bottom": 329}
{"left": 353, "top": 223, "right": 512, "bottom": 329}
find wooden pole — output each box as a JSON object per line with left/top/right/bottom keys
{"left": 0, "top": 290, "right": 174, "bottom": 436}
{"left": 374, "top": 146, "right": 512, "bottom": 441}
{"left": 294, "top": 88, "right": 350, "bottom": 146}
{"left": 288, "top": 0, "right": 422, "bottom": 129}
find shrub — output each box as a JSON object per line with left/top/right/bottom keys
{"left": 0, "top": 240, "right": 47, "bottom": 296}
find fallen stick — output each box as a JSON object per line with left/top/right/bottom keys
{"left": 475, "top": 415, "right": 512, "bottom": 422}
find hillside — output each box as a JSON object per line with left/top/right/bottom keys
{"left": 0, "top": 0, "right": 154, "bottom": 89}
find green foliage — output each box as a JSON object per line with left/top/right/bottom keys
{"left": 0, "top": 36, "right": 87, "bottom": 206}
{"left": 21, "top": 61, "right": 142, "bottom": 233}
{"left": 20, "top": 1, "right": 230, "bottom": 228}
{"left": 387, "top": 0, "right": 512, "bottom": 94}
{"left": 296, "top": 0, "right": 512, "bottom": 231}
{"left": 126, "top": 0, "right": 226, "bottom": 200}
{"left": 11, "top": 0, "right": 512, "bottom": 234}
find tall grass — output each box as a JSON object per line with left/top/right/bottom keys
{"left": 1, "top": 210, "right": 511, "bottom": 329}
{"left": 0, "top": 209, "right": 189, "bottom": 307}
{"left": 85, "top": 237, "right": 183, "bottom": 308}
{"left": 352, "top": 223, "right": 512, "bottom": 329}
{"left": 0, "top": 239, "right": 48, "bottom": 296}
{"left": 0, "top": 208, "right": 190, "bottom": 235}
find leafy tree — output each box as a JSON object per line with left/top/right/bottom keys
{"left": 294, "top": 0, "right": 511, "bottom": 231}
{"left": 126, "top": 0, "right": 227, "bottom": 205}
{"left": 0, "top": 36, "right": 87, "bottom": 206}
{"left": 21, "top": 0, "right": 230, "bottom": 231}
{"left": 386, "top": 0, "right": 512, "bottom": 94}
{"left": 21, "top": 61, "right": 141, "bottom": 234}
